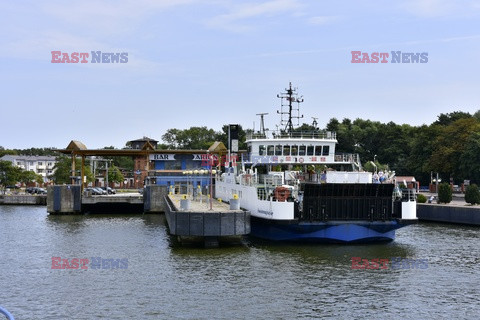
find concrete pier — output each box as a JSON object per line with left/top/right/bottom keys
{"left": 164, "top": 194, "right": 250, "bottom": 247}
{"left": 47, "top": 185, "right": 82, "bottom": 214}
{"left": 82, "top": 193, "right": 144, "bottom": 214}
{"left": 144, "top": 185, "right": 168, "bottom": 213}
{"left": 418, "top": 204, "right": 480, "bottom": 225}
{"left": 0, "top": 194, "right": 47, "bottom": 205}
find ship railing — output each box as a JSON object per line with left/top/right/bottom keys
{"left": 259, "top": 174, "right": 283, "bottom": 187}
{"left": 298, "top": 173, "right": 325, "bottom": 183}
{"left": 333, "top": 153, "right": 360, "bottom": 163}
{"left": 240, "top": 173, "right": 257, "bottom": 186}
{"left": 401, "top": 188, "right": 417, "bottom": 202}
{"left": 247, "top": 131, "right": 336, "bottom": 140}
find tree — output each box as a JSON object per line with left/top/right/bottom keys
{"left": 0, "top": 160, "right": 20, "bottom": 193}
{"left": 113, "top": 156, "right": 134, "bottom": 171}
{"left": 429, "top": 118, "right": 480, "bottom": 181}
{"left": 107, "top": 165, "right": 125, "bottom": 185}
{"left": 18, "top": 170, "right": 43, "bottom": 186}
{"left": 438, "top": 183, "right": 452, "bottom": 204}
{"left": 0, "top": 147, "right": 17, "bottom": 157}
{"left": 405, "top": 125, "right": 442, "bottom": 186}
{"left": 459, "top": 132, "right": 480, "bottom": 183}
{"left": 162, "top": 126, "right": 219, "bottom": 149}
{"left": 217, "top": 125, "right": 248, "bottom": 150}
{"left": 433, "top": 111, "right": 472, "bottom": 126}
{"left": 417, "top": 194, "right": 427, "bottom": 203}
{"left": 51, "top": 156, "right": 94, "bottom": 184}
{"left": 465, "top": 184, "right": 480, "bottom": 205}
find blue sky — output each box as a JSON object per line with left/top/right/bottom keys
{"left": 1, "top": 0, "right": 479, "bottom": 149}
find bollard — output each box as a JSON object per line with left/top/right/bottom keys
{"left": 180, "top": 195, "right": 190, "bottom": 210}
{"left": 230, "top": 199, "right": 240, "bottom": 210}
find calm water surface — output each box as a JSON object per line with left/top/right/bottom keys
{"left": 1, "top": 205, "right": 479, "bottom": 319}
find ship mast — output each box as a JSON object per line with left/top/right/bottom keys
{"left": 256, "top": 112, "right": 268, "bottom": 136}
{"left": 277, "top": 82, "right": 304, "bottom": 134}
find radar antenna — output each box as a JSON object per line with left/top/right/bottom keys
{"left": 277, "top": 82, "right": 304, "bottom": 133}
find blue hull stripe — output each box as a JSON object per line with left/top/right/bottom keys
{"left": 251, "top": 219, "right": 403, "bottom": 243}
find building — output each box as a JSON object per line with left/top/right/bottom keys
{"left": 126, "top": 137, "right": 158, "bottom": 188}
{"left": 148, "top": 141, "right": 229, "bottom": 192}
{"left": 127, "top": 136, "right": 158, "bottom": 150}
{"left": 0, "top": 154, "right": 58, "bottom": 184}
{"left": 55, "top": 138, "right": 231, "bottom": 191}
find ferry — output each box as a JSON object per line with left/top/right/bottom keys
{"left": 215, "top": 83, "right": 417, "bottom": 243}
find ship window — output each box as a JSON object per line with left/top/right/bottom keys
{"left": 315, "top": 146, "right": 322, "bottom": 156}
{"left": 267, "top": 145, "right": 274, "bottom": 156}
{"left": 247, "top": 145, "right": 251, "bottom": 154}
{"left": 283, "top": 145, "right": 290, "bottom": 156}
{"left": 259, "top": 145, "right": 266, "bottom": 155}
{"left": 299, "top": 145, "right": 306, "bottom": 156}
{"left": 275, "top": 145, "right": 282, "bottom": 156}
{"left": 323, "top": 146, "right": 330, "bottom": 156}
{"left": 291, "top": 145, "right": 298, "bottom": 156}
{"left": 307, "top": 146, "right": 314, "bottom": 156}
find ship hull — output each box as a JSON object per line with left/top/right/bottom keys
{"left": 250, "top": 216, "right": 405, "bottom": 243}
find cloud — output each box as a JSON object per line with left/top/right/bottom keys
{"left": 42, "top": 0, "right": 197, "bottom": 36}
{"left": 400, "top": 0, "right": 478, "bottom": 17}
{"left": 307, "top": 15, "right": 341, "bottom": 25}
{"left": 206, "top": 0, "right": 301, "bottom": 32}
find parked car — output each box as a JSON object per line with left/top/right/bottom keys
{"left": 26, "top": 187, "right": 36, "bottom": 194}
{"left": 93, "top": 187, "right": 107, "bottom": 195}
{"left": 101, "top": 187, "right": 116, "bottom": 194}
{"left": 35, "top": 188, "right": 47, "bottom": 194}
{"left": 85, "top": 187, "right": 102, "bottom": 195}
{"left": 26, "top": 187, "right": 47, "bottom": 194}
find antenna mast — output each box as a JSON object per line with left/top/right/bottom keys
{"left": 312, "top": 117, "right": 318, "bottom": 129}
{"left": 277, "top": 82, "right": 304, "bottom": 133}
{"left": 256, "top": 113, "right": 268, "bottom": 136}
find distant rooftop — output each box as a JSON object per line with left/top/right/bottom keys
{"left": 1, "top": 154, "right": 57, "bottom": 161}
{"left": 128, "top": 136, "right": 159, "bottom": 143}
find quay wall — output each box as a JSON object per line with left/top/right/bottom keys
{"left": 0, "top": 195, "right": 46, "bottom": 205}
{"left": 417, "top": 204, "right": 480, "bottom": 226}
{"left": 144, "top": 185, "right": 168, "bottom": 213}
{"left": 47, "top": 185, "right": 82, "bottom": 214}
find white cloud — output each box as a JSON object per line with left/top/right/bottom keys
{"left": 307, "top": 15, "right": 341, "bottom": 25}
{"left": 42, "top": 0, "right": 197, "bottom": 36}
{"left": 400, "top": 0, "right": 478, "bottom": 17}
{"left": 207, "top": 0, "right": 301, "bottom": 32}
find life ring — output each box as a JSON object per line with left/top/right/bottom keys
{"left": 274, "top": 186, "right": 290, "bottom": 202}
{"left": 299, "top": 157, "right": 304, "bottom": 163}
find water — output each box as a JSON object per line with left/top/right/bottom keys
{"left": 1, "top": 205, "right": 479, "bottom": 319}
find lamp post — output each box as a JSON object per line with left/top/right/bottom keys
{"left": 208, "top": 152, "right": 213, "bottom": 210}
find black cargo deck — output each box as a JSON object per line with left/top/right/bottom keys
{"left": 301, "top": 183, "right": 401, "bottom": 221}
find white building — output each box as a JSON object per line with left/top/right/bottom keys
{"left": 0, "top": 155, "right": 58, "bottom": 183}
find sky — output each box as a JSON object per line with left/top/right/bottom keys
{"left": 1, "top": 0, "right": 479, "bottom": 149}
